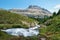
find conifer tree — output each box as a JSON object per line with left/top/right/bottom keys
{"left": 57, "top": 9, "right": 60, "bottom": 15}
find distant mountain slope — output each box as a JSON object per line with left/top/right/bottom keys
{"left": 9, "top": 5, "right": 52, "bottom": 18}
{"left": 0, "top": 10, "right": 38, "bottom": 28}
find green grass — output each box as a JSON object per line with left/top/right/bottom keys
{"left": 40, "top": 15, "right": 60, "bottom": 40}
{"left": 0, "top": 30, "right": 14, "bottom": 40}
{"left": 0, "top": 10, "right": 37, "bottom": 24}
{"left": 0, "top": 10, "right": 38, "bottom": 29}
{"left": 0, "top": 24, "right": 29, "bottom": 29}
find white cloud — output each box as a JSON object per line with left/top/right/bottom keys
{"left": 54, "top": 4, "right": 60, "bottom": 9}
{"left": 49, "top": 9, "right": 58, "bottom": 13}
{"left": 49, "top": 4, "right": 60, "bottom": 13}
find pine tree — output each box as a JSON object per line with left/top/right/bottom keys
{"left": 53, "top": 12, "right": 56, "bottom": 16}
{"left": 57, "top": 9, "right": 60, "bottom": 15}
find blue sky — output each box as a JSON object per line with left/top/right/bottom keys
{"left": 0, "top": 0, "right": 60, "bottom": 12}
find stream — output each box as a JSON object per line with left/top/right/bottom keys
{"left": 1, "top": 24, "right": 40, "bottom": 37}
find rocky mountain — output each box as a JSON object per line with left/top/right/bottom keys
{"left": 9, "top": 5, "right": 52, "bottom": 18}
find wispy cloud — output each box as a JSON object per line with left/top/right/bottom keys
{"left": 50, "top": 4, "right": 60, "bottom": 13}
{"left": 49, "top": 9, "right": 58, "bottom": 13}
{"left": 54, "top": 4, "right": 60, "bottom": 9}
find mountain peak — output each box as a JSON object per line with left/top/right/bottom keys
{"left": 28, "top": 5, "right": 41, "bottom": 9}
{"left": 9, "top": 5, "right": 52, "bottom": 18}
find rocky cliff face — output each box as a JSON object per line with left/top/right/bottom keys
{"left": 9, "top": 5, "right": 52, "bottom": 18}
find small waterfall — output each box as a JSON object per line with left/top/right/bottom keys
{"left": 29, "top": 23, "right": 40, "bottom": 30}
{"left": 1, "top": 24, "right": 40, "bottom": 37}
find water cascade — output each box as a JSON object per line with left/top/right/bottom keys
{"left": 1, "top": 24, "right": 40, "bottom": 37}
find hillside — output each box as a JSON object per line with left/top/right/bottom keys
{"left": 40, "top": 12, "right": 60, "bottom": 40}
{"left": 0, "top": 10, "right": 38, "bottom": 29}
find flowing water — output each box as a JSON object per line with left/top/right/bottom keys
{"left": 1, "top": 24, "right": 40, "bottom": 37}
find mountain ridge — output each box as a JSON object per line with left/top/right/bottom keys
{"left": 9, "top": 5, "right": 52, "bottom": 18}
